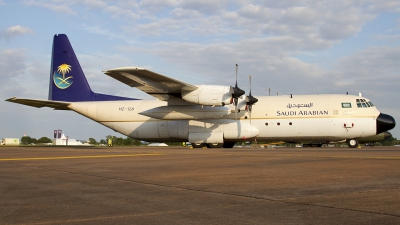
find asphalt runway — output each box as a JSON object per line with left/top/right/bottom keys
{"left": 1, "top": 146, "right": 400, "bottom": 225}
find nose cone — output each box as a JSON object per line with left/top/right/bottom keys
{"left": 376, "top": 113, "right": 396, "bottom": 134}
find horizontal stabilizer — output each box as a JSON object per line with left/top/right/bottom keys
{"left": 6, "top": 97, "right": 71, "bottom": 110}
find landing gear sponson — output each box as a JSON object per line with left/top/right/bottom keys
{"left": 191, "top": 142, "right": 235, "bottom": 148}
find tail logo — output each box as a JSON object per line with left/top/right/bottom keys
{"left": 53, "top": 63, "right": 73, "bottom": 89}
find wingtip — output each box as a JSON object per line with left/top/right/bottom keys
{"left": 5, "top": 97, "right": 16, "bottom": 102}
{"left": 105, "top": 67, "right": 146, "bottom": 72}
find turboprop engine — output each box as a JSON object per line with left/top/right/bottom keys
{"left": 181, "top": 64, "right": 246, "bottom": 107}
{"left": 181, "top": 85, "right": 234, "bottom": 106}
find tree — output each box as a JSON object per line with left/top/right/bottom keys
{"left": 31, "top": 138, "right": 38, "bottom": 144}
{"left": 123, "top": 137, "right": 133, "bottom": 146}
{"left": 88, "top": 138, "right": 97, "bottom": 145}
{"left": 21, "top": 136, "right": 33, "bottom": 145}
{"left": 133, "top": 139, "right": 141, "bottom": 146}
{"left": 114, "top": 137, "right": 124, "bottom": 146}
{"left": 380, "top": 137, "right": 398, "bottom": 146}
{"left": 37, "top": 137, "right": 52, "bottom": 144}
{"left": 104, "top": 135, "right": 141, "bottom": 146}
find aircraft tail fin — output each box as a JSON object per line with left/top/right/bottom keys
{"left": 49, "top": 34, "right": 136, "bottom": 102}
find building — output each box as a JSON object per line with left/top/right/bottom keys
{"left": 52, "top": 133, "right": 87, "bottom": 146}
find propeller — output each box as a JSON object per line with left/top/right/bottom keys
{"left": 230, "top": 64, "right": 245, "bottom": 119}
{"left": 245, "top": 75, "right": 258, "bottom": 123}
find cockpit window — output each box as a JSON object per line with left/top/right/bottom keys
{"left": 356, "top": 99, "right": 362, "bottom": 108}
{"left": 356, "top": 99, "right": 375, "bottom": 108}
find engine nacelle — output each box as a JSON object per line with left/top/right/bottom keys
{"left": 181, "top": 85, "right": 232, "bottom": 106}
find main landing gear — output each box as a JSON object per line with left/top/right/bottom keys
{"left": 191, "top": 142, "right": 235, "bottom": 148}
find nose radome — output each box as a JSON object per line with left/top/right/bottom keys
{"left": 376, "top": 113, "right": 396, "bottom": 134}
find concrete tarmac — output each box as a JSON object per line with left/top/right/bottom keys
{"left": 1, "top": 146, "right": 400, "bottom": 224}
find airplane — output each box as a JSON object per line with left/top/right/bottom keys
{"left": 6, "top": 34, "right": 396, "bottom": 148}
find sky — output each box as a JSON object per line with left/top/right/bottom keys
{"left": 1, "top": 0, "right": 400, "bottom": 142}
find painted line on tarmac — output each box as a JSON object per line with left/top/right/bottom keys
{"left": 0, "top": 153, "right": 164, "bottom": 161}
{"left": 198, "top": 152, "right": 400, "bottom": 160}
{"left": 283, "top": 155, "right": 400, "bottom": 160}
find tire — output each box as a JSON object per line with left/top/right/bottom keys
{"left": 346, "top": 139, "right": 359, "bottom": 148}
{"left": 207, "top": 143, "right": 223, "bottom": 148}
{"left": 191, "top": 143, "right": 205, "bottom": 148}
{"left": 222, "top": 142, "right": 235, "bottom": 148}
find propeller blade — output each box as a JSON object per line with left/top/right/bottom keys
{"left": 231, "top": 64, "right": 245, "bottom": 120}
{"left": 234, "top": 96, "right": 238, "bottom": 120}
{"left": 249, "top": 74, "right": 252, "bottom": 95}
{"left": 231, "top": 64, "right": 245, "bottom": 99}
{"left": 249, "top": 104, "right": 252, "bottom": 123}
{"left": 246, "top": 75, "right": 258, "bottom": 124}
{"left": 235, "top": 64, "right": 238, "bottom": 87}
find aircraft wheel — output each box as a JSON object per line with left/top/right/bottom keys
{"left": 207, "top": 143, "right": 223, "bottom": 148}
{"left": 346, "top": 139, "right": 359, "bottom": 148}
{"left": 223, "top": 142, "right": 235, "bottom": 148}
{"left": 191, "top": 143, "right": 205, "bottom": 148}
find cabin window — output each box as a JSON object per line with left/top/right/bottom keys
{"left": 265, "top": 123, "right": 268, "bottom": 126}
{"left": 289, "top": 122, "right": 292, "bottom": 125}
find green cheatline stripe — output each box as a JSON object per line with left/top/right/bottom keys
{"left": 0, "top": 153, "right": 164, "bottom": 161}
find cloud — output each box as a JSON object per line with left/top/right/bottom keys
{"left": 103, "top": 4, "right": 140, "bottom": 20}
{"left": 21, "top": 1, "right": 392, "bottom": 47}
{"left": 0, "top": 49, "right": 28, "bottom": 98}
{"left": 337, "top": 46, "right": 400, "bottom": 77}
{"left": 23, "top": 0, "right": 142, "bottom": 21}
{"left": 180, "top": 0, "right": 228, "bottom": 15}
{"left": 139, "top": 0, "right": 178, "bottom": 13}
{"left": 333, "top": 46, "right": 400, "bottom": 96}
{"left": 0, "top": 49, "right": 53, "bottom": 103}
{"left": 374, "top": 34, "right": 400, "bottom": 41}
{"left": 0, "top": 25, "right": 34, "bottom": 40}
{"left": 22, "top": 0, "right": 77, "bottom": 15}
{"left": 0, "top": 49, "right": 27, "bottom": 80}
{"left": 365, "top": 0, "right": 400, "bottom": 13}
{"left": 81, "top": 24, "right": 128, "bottom": 41}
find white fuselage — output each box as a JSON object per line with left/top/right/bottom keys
{"left": 68, "top": 94, "right": 380, "bottom": 143}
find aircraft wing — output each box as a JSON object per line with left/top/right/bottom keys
{"left": 103, "top": 67, "right": 198, "bottom": 101}
{"left": 5, "top": 97, "right": 71, "bottom": 110}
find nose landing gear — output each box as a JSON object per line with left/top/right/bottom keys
{"left": 346, "top": 138, "right": 359, "bottom": 148}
